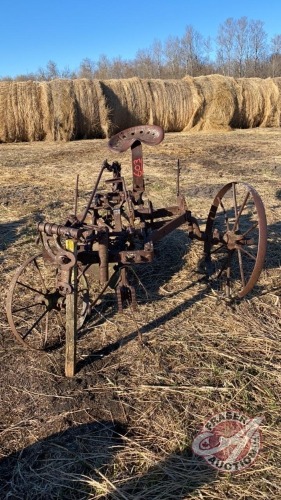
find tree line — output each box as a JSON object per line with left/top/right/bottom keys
{"left": 2, "top": 16, "right": 281, "bottom": 81}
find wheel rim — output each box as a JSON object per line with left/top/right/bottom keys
{"left": 6, "top": 254, "right": 89, "bottom": 350}
{"left": 205, "top": 182, "right": 267, "bottom": 298}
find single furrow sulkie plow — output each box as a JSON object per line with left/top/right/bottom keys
{"left": 6, "top": 125, "right": 267, "bottom": 376}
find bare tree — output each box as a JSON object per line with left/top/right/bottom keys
{"left": 134, "top": 48, "right": 155, "bottom": 78}
{"left": 37, "top": 60, "right": 60, "bottom": 81}
{"left": 150, "top": 39, "right": 165, "bottom": 78}
{"left": 61, "top": 66, "right": 76, "bottom": 79}
{"left": 13, "top": 73, "right": 37, "bottom": 81}
{"left": 78, "top": 58, "right": 96, "bottom": 78}
{"left": 235, "top": 17, "right": 250, "bottom": 77}
{"left": 216, "top": 17, "right": 269, "bottom": 77}
{"left": 247, "top": 19, "right": 267, "bottom": 76}
{"left": 0, "top": 75, "right": 13, "bottom": 81}
{"left": 93, "top": 54, "right": 112, "bottom": 80}
{"left": 164, "top": 36, "right": 183, "bottom": 78}
{"left": 46, "top": 60, "right": 60, "bottom": 80}
{"left": 110, "top": 57, "right": 134, "bottom": 79}
{"left": 270, "top": 34, "right": 281, "bottom": 76}
{"left": 216, "top": 18, "right": 236, "bottom": 76}
{"left": 180, "top": 25, "right": 206, "bottom": 76}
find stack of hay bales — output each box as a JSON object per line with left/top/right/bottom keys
{"left": 0, "top": 79, "right": 108, "bottom": 142}
{"left": 0, "top": 75, "right": 280, "bottom": 143}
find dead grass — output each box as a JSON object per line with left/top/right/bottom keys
{"left": 0, "top": 128, "right": 280, "bottom": 499}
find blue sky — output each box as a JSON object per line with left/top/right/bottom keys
{"left": 1, "top": 0, "right": 281, "bottom": 77}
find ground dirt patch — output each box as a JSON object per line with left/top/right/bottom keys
{"left": 0, "top": 128, "right": 280, "bottom": 499}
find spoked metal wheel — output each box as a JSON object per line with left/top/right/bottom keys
{"left": 6, "top": 254, "right": 90, "bottom": 350}
{"left": 204, "top": 182, "right": 267, "bottom": 298}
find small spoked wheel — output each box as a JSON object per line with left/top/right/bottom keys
{"left": 6, "top": 254, "right": 90, "bottom": 350}
{"left": 205, "top": 182, "right": 267, "bottom": 299}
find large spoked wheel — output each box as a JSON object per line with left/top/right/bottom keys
{"left": 6, "top": 254, "right": 90, "bottom": 350}
{"left": 204, "top": 182, "right": 267, "bottom": 299}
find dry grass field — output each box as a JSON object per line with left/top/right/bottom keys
{"left": 0, "top": 128, "right": 280, "bottom": 499}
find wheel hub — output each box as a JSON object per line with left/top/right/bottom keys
{"left": 223, "top": 230, "right": 256, "bottom": 250}
{"left": 34, "top": 290, "right": 63, "bottom": 310}
{"left": 223, "top": 230, "right": 251, "bottom": 250}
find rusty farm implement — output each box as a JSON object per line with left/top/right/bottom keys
{"left": 6, "top": 125, "right": 267, "bottom": 375}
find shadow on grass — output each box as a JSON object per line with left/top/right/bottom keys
{"left": 0, "top": 218, "right": 28, "bottom": 257}
{"left": 0, "top": 420, "right": 216, "bottom": 499}
{"left": 77, "top": 277, "right": 208, "bottom": 372}
{"left": 0, "top": 420, "right": 125, "bottom": 499}
{"left": 77, "top": 216, "right": 281, "bottom": 372}
{"left": 266, "top": 221, "right": 281, "bottom": 268}
{"left": 110, "top": 449, "right": 217, "bottom": 499}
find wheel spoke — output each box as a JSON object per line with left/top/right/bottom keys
{"left": 232, "top": 182, "right": 239, "bottom": 229}
{"left": 238, "top": 246, "right": 257, "bottom": 262}
{"left": 237, "top": 248, "right": 246, "bottom": 288}
{"left": 226, "top": 254, "right": 231, "bottom": 298}
{"left": 12, "top": 302, "right": 44, "bottom": 314}
{"left": 216, "top": 256, "right": 229, "bottom": 279}
{"left": 241, "top": 222, "right": 258, "bottom": 238}
{"left": 22, "top": 308, "right": 49, "bottom": 340}
{"left": 233, "top": 191, "right": 250, "bottom": 232}
{"left": 210, "top": 244, "right": 226, "bottom": 255}
{"left": 17, "top": 280, "right": 45, "bottom": 295}
{"left": 33, "top": 257, "right": 47, "bottom": 293}
{"left": 218, "top": 198, "right": 230, "bottom": 231}
{"left": 44, "top": 312, "right": 49, "bottom": 348}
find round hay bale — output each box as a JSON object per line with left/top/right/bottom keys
{"left": 273, "top": 77, "right": 281, "bottom": 126}
{"left": 238, "top": 78, "right": 264, "bottom": 128}
{"left": 0, "top": 81, "right": 44, "bottom": 142}
{"left": 185, "top": 74, "right": 238, "bottom": 131}
{"left": 100, "top": 77, "right": 150, "bottom": 136}
{"left": 147, "top": 78, "right": 203, "bottom": 132}
{"left": 260, "top": 78, "right": 280, "bottom": 127}
{"left": 0, "top": 82, "right": 11, "bottom": 142}
{"left": 73, "top": 79, "right": 107, "bottom": 139}
{"left": 146, "top": 79, "right": 166, "bottom": 128}
{"left": 236, "top": 78, "right": 278, "bottom": 128}
{"left": 40, "top": 79, "right": 76, "bottom": 141}
{"left": 122, "top": 77, "right": 151, "bottom": 128}
{"left": 180, "top": 76, "right": 205, "bottom": 130}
